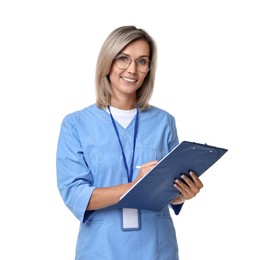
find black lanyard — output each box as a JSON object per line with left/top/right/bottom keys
{"left": 108, "top": 106, "right": 138, "bottom": 183}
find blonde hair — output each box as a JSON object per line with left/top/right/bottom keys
{"left": 95, "top": 25, "right": 157, "bottom": 111}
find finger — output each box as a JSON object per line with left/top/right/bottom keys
{"left": 141, "top": 160, "right": 158, "bottom": 169}
{"left": 180, "top": 174, "right": 194, "bottom": 186}
{"left": 174, "top": 179, "right": 191, "bottom": 194}
{"left": 138, "top": 161, "right": 158, "bottom": 177}
{"left": 175, "top": 177, "right": 201, "bottom": 199}
{"left": 145, "top": 160, "right": 158, "bottom": 167}
{"left": 180, "top": 172, "right": 203, "bottom": 191}
{"left": 180, "top": 175, "right": 202, "bottom": 196}
{"left": 173, "top": 181, "right": 191, "bottom": 200}
{"left": 188, "top": 171, "right": 204, "bottom": 189}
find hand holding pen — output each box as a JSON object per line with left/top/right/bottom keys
{"left": 133, "top": 160, "right": 158, "bottom": 183}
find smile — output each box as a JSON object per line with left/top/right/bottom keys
{"left": 121, "top": 76, "right": 137, "bottom": 83}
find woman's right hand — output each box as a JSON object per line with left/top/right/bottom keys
{"left": 133, "top": 160, "right": 158, "bottom": 183}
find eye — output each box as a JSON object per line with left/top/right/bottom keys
{"left": 116, "top": 55, "right": 129, "bottom": 62}
{"left": 136, "top": 58, "right": 148, "bottom": 66}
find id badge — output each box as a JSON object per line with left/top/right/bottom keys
{"left": 121, "top": 208, "right": 141, "bottom": 231}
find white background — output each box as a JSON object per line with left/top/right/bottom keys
{"left": 1, "top": 1, "right": 260, "bottom": 259}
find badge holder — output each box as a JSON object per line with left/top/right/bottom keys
{"left": 121, "top": 208, "right": 141, "bottom": 231}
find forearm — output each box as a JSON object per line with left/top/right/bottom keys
{"left": 87, "top": 182, "right": 134, "bottom": 211}
{"left": 87, "top": 161, "right": 158, "bottom": 211}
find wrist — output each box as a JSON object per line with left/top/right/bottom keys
{"left": 171, "top": 195, "right": 185, "bottom": 205}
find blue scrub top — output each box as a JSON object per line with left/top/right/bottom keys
{"left": 56, "top": 104, "right": 182, "bottom": 260}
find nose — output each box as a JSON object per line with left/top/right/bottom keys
{"left": 127, "top": 60, "right": 137, "bottom": 73}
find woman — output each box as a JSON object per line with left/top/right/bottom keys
{"left": 56, "top": 25, "right": 203, "bottom": 260}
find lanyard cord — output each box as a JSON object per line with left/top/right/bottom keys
{"left": 108, "top": 106, "right": 138, "bottom": 183}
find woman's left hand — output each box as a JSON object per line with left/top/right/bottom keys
{"left": 171, "top": 171, "right": 203, "bottom": 205}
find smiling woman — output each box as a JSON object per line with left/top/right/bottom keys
{"left": 108, "top": 40, "right": 150, "bottom": 109}
{"left": 56, "top": 25, "right": 203, "bottom": 260}
{"left": 95, "top": 26, "right": 158, "bottom": 112}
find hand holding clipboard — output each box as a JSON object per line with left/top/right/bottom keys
{"left": 114, "top": 141, "right": 228, "bottom": 211}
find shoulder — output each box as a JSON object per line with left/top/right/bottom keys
{"left": 61, "top": 104, "right": 103, "bottom": 125}
{"left": 141, "top": 105, "right": 176, "bottom": 121}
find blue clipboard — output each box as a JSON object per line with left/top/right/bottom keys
{"left": 115, "top": 141, "right": 228, "bottom": 212}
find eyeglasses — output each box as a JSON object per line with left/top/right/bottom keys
{"left": 114, "top": 54, "right": 152, "bottom": 73}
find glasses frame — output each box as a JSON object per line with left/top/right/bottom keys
{"left": 113, "top": 54, "right": 152, "bottom": 73}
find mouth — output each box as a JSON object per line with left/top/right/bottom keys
{"left": 121, "top": 76, "right": 137, "bottom": 83}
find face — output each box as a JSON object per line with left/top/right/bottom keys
{"left": 108, "top": 39, "right": 150, "bottom": 103}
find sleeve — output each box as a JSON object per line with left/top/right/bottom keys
{"left": 167, "top": 114, "right": 179, "bottom": 151}
{"left": 168, "top": 114, "right": 184, "bottom": 215}
{"left": 170, "top": 203, "right": 184, "bottom": 215}
{"left": 56, "top": 114, "right": 96, "bottom": 223}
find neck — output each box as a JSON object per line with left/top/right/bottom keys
{"left": 110, "top": 97, "right": 136, "bottom": 110}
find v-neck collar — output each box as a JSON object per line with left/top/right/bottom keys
{"left": 104, "top": 106, "right": 138, "bottom": 131}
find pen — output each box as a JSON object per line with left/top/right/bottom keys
{"left": 135, "top": 166, "right": 141, "bottom": 169}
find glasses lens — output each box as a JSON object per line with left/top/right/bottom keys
{"left": 136, "top": 57, "right": 151, "bottom": 73}
{"left": 115, "top": 55, "right": 130, "bottom": 70}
